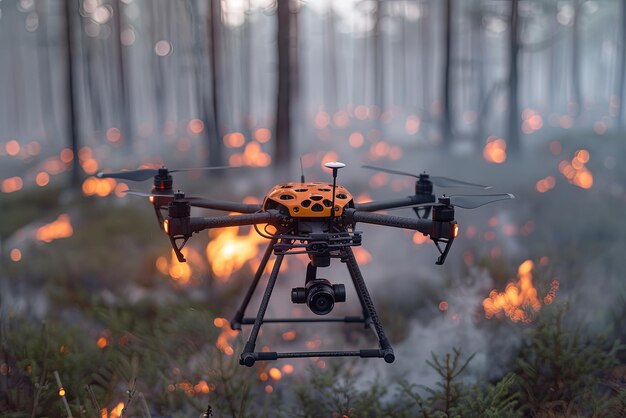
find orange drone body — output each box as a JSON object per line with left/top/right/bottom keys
{"left": 263, "top": 182, "right": 354, "bottom": 217}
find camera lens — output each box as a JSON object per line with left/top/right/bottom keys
{"left": 308, "top": 288, "right": 335, "bottom": 315}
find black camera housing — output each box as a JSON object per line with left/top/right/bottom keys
{"left": 291, "top": 278, "right": 346, "bottom": 315}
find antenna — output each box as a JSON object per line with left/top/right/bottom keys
{"left": 300, "top": 156, "right": 305, "bottom": 183}
{"left": 324, "top": 161, "right": 346, "bottom": 232}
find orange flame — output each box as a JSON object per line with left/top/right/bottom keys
{"left": 156, "top": 248, "right": 204, "bottom": 284}
{"left": 206, "top": 226, "right": 265, "bottom": 281}
{"left": 36, "top": 214, "right": 73, "bottom": 243}
{"left": 482, "top": 260, "right": 558, "bottom": 323}
{"left": 101, "top": 402, "right": 124, "bottom": 418}
{"left": 214, "top": 317, "right": 237, "bottom": 356}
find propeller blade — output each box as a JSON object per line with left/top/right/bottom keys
{"left": 362, "top": 165, "right": 420, "bottom": 178}
{"left": 97, "top": 169, "right": 158, "bottom": 181}
{"left": 392, "top": 193, "right": 515, "bottom": 210}
{"left": 362, "top": 165, "right": 491, "bottom": 189}
{"left": 429, "top": 176, "right": 491, "bottom": 189}
{"left": 124, "top": 190, "right": 174, "bottom": 198}
{"left": 449, "top": 193, "right": 514, "bottom": 209}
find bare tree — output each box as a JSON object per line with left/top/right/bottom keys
{"left": 618, "top": 0, "right": 626, "bottom": 129}
{"left": 274, "top": 0, "right": 293, "bottom": 167}
{"left": 63, "top": 0, "right": 80, "bottom": 187}
{"left": 209, "top": 0, "right": 224, "bottom": 166}
{"left": 442, "top": 0, "right": 453, "bottom": 147}
{"left": 507, "top": 0, "right": 521, "bottom": 154}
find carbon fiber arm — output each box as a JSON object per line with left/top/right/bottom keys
{"left": 354, "top": 194, "right": 436, "bottom": 212}
{"left": 344, "top": 208, "right": 433, "bottom": 235}
{"left": 188, "top": 199, "right": 263, "bottom": 213}
{"left": 189, "top": 211, "right": 274, "bottom": 231}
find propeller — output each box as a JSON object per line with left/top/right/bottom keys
{"left": 124, "top": 190, "right": 263, "bottom": 213}
{"left": 125, "top": 190, "right": 205, "bottom": 203}
{"left": 408, "top": 193, "right": 515, "bottom": 210}
{"left": 362, "top": 165, "right": 492, "bottom": 189}
{"left": 96, "top": 165, "right": 233, "bottom": 182}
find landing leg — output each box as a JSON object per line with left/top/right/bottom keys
{"left": 239, "top": 253, "right": 284, "bottom": 367}
{"left": 230, "top": 239, "right": 276, "bottom": 330}
{"left": 342, "top": 247, "right": 395, "bottom": 363}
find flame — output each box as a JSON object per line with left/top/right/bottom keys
{"left": 101, "top": 402, "right": 125, "bottom": 418}
{"left": 483, "top": 136, "right": 507, "bottom": 163}
{"left": 535, "top": 176, "right": 555, "bottom": 193}
{"left": 155, "top": 248, "right": 204, "bottom": 284}
{"left": 483, "top": 260, "right": 559, "bottom": 323}
{"left": 214, "top": 317, "right": 237, "bottom": 356}
{"left": 36, "top": 214, "right": 73, "bottom": 243}
{"left": 206, "top": 226, "right": 265, "bottom": 281}
{"left": 82, "top": 177, "right": 122, "bottom": 197}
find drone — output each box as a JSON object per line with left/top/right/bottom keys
{"left": 98, "top": 162, "right": 513, "bottom": 366}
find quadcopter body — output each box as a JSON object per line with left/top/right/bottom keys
{"left": 98, "top": 162, "right": 512, "bottom": 366}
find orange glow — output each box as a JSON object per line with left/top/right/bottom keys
{"left": 354, "top": 105, "right": 369, "bottom": 120}
{"left": 82, "top": 177, "right": 117, "bottom": 197}
{"left": 5, "top": 140, "right": 20, "bottom": 156}
{"left": 438, "top": 301, "right": 448, "bottom": 311}
{"left": 482, "top": 260, "right": 558, "bottom": 323}
{"left": 265, "top": 385, "right": 273, "bottom": 394}
{"left": 78, "top": 147, "right": 92, "bottom": 161}
{"left": 155, "top": 248, "right": 203, "bottom": 284}
{"left": 110, "top": 402, "right": 124, "bottom": 418}
{"left": 535, "top": 176, "right": 555, "bottom": 193}
{"left": 206, "top": 226, "right": 265, "bottom": 280}
{"left": 314, "top": 111, "right": 330, "bottom": 129}
{"left": 114, "top": 183, "right": 128, "bottom": 197}
{"left": 224, "top": 132, "right": 245, "bottom": 148}
{"left": 58, "top": 388, "right": 66, "bottom": 397}
{"left": 353, "top": 247, "right": 372, "bottom": 264}
{"left": 106, "top": 128, "right": 122, "bottom": 143}
{"left": 333, "top": 111, "right": 350, "bottom": 128}
{"left": 194, "top": 380, "right": 210, "bottom": 394}
{"left": 10, "top": 248, "right": 22, "bottom": 262}
{"left": 269, "top": 368, "right": 282, "bottom": 381}
{"left": 483, "top": 137, "right": 506, "bottom": 163}
{"left": 242, "top": 142, "right": 271, "bottom": 166}
{"left": 35, "top": 172, "right": 50, "bottom": 187}
{"left": 282, "top": 330, "right": 297, "bottom": 341}
{"left": 405, "top": 115, "right": 420, "bottom": 134}
{"left": 36, "top": 214, "right": 73, "bottom": 243}
{"left": 412, "top": 232, "right": 429, "bottom": 245}
{"left": 558, "top": 149, "right": 593, "bottom": 189}
{"left": 163, "top": 219, "right": 169, "bottom": 234}
{"left": 2, "top": 177, "right": 24, "bottom": 193}
{"left": 60, "top": 148, "right": 74, "bottom": 163}
{"left": 97, "top": 337, "right": 108, "bottom": 349}
{"left": 188, "top": 119, "right": 205, "bottom": 134}
{"left": 453, "top": 223, "right": 459, "bottom": 238}
{"left": 213, "top": 316, "right": 237, "bottom": 356}
{"left": 320, "top": 151, "right": 339, "bottom": 170}
{"left": 348, "top": 132, "right": 364, "bottom": 148}
{"left": 254, "top": 128, "right": 272, "bottom": 143}
{"left": 81, "top": 158, "right": 99, "bottom": 175}
{"left": 282, "top": 364, "right": 295, "bottom": 374}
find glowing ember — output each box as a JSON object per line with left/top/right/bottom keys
{"left": 206, "top": 226, "right": 265, "bottom": 281}
{"left": 412, "top": 232, "right": 429, "bottom": 245}
{"left": 214, "top": 317, "right": 237, "bottom": 356}
{"left": 36, "top": 214, "right": 73, "bottom": 243}
{"left": 558, "top": 149, "right": 593, "bottom": 189}
{"left": 82, "top": 177, "right": 120, "bottom": 197}
{"left": 268, "top": 367, "right": 282, "bottom": 381}
{"left": 156, "top": 248, "right": 204, "bottom": 284}
{"left": 535, "top": 176, "right": 555, "bottom": 193}
{"left": 10, "top": 248, "right": 22, "bottom": 262}
{"left": 97, "top": 337, "right": 108, "bottom": 349}
{"left": 483, "top": 260, "right": 559, "bottom": 323}
{"left": 2, "top": 176, "right": 24, "bottom": 193}
{"left": 483, "top": 136, "right": 506, "bottom": 163}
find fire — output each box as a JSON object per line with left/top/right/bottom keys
{"left": 483, "top": 260, "right": 559, "bottom": 323}
{"left": 36, "top": 214, "right": 73, "bottom": 243}
{"left": 206, "top": 226, "right": 265, "bottom": 281}
{"left": 483, "top": 136, "right": 506, "bottom": 163}
{"left": 1, "top": 176, "right": 24, "bottom": 193}
{"left": 214, "top": 317, "right": 237, "bottom": 356}
{"left": 101, "top": 402, "right": 124, "bottom": 418}
{"left": 156, "top": 248, "right": 204, "bottom": 284}
{"left": 558, "top": 149, "right": 593, "bottom": 189}
{"left": 535, "top": 176, "right": 555, "bottom": 193}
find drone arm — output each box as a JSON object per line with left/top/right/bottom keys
{"left": 345, "top": 209, "right": 458, "bottom": 265}
{"left": 189, "top": 211, "right": 274, "bottom": 231}
{"left": 354, "top": 194, "right": 436, "bottom": 212}
{"left": 345, "top": 209, "right": 434, "bottom": 235}
{"left": 188, "top": 199, "right": 263, "bottom": 214}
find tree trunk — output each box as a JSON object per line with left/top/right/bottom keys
{"left": 441, "top": 0, "right": 453, "bottom": 148}
{"left": 507, "top": 0, "right": 521, "bottom": 154}
{"left": 274, "top": 0, "right": 292, "bottom": 167}
{"left": 114, "top": 0, "right": 133, "bottom": 147}
{"left": 618, "top": 0, "right": 626, "bottom": 129}
{"left": 209, "top": 0, "right": 223, "bottom": 166}
{"left": 63, "top": 0, "right": 80, "bottom": 187}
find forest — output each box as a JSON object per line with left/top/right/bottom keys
{"left": 1, "top": 0, "right": 625, "bottom": 417}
